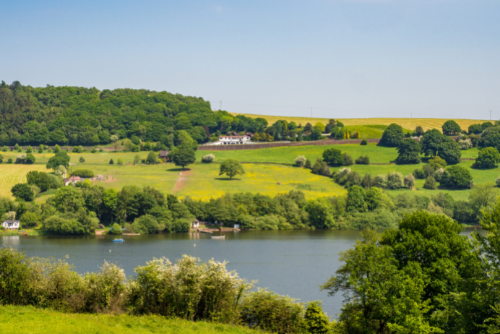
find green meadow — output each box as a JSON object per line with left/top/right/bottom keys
{"left": 0, "top": 306, "right": 257, "bottom": 334}
{"left": 1, "top": 143, "right": 490, "bottom": 202}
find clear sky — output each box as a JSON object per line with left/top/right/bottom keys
{"left": 1, "top": 0, "right": 499, "bottom": 119}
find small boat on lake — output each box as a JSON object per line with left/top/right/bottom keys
{"left": 112, "top": 239, "right": 124, "bottom": 243}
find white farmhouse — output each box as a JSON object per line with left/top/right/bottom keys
{"left": 2, "top": 220, "right": 20, "bottom": 230}
{"left": 219, "top": 135, "right": 251, "bottom": 145}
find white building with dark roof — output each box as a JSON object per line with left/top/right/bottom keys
{"left": 218, "top": 135, "right": 251, "bottom": 145}
{"left": 2, "top": 220, "right": 20, "bottom": 230}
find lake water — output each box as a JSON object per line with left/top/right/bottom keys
{"left": 0, "top": 228, "right": 479, "bottom": 317}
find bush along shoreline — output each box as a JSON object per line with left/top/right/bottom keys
{"left": 2, "top": 207, "right": 500, "bottom": 333}
{"left": 0, "top": 248, "right": 333, "bottom": 334}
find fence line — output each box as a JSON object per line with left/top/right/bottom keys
{"left": 198, "top": 138, "right": 380, "bottom": 151}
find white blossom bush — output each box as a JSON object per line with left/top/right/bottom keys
{"left": 458, "top": 139, "right": 472, "bottom": 150}
{"left": 201, "top": 154, "right": 215, "bottom": 163}
{"left": 404, "top": 174, "right": 415, "bottom": 188}
{"left": 294, "top": 155, "right": 307, "bottom": 167}
{"left": 387, "top": 172, "right": 404, "bottom": 189}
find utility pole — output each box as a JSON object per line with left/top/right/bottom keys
{"left": 311, "top": 107, "right": 312, "bottom": 118}
{"left": 490, "top": 110, "right": 492, "bottom": 120}
{"left": 220, "top": 101, "right": 222, "bottom": 111}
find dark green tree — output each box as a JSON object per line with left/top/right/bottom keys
{"left": 219, "top": 159, "right": 245, "bottom": 179}
{"left": 396, "top": 138, "right": 421, "bottom": 164}
{"left": 442, "top": 120, "right": 461, "bottom": 135}
{"left": 380, "top": 123, "right": 404, "bottom": 147}
{"left": 11, "top": 183, "right": 34, "bottom": 201}
{"left": 474, "top": 147, "right": 500, "bottom": 169}
{"left": 420, "top": 129, "right": 444, "bottom": 156}
{"left": 322, "top": 148, "right": 344, "bottom": 166}
{"left": 170, "top": 143, "right": 196, "bottom": 170}
{"left": 46, "top": 152, "right": 70, "bottom": 169}
{"left": 437, "top": 140, "right": 461, "bottom": 164}
{"left": 440, "top": 165, "right": 473, "bottom": 189}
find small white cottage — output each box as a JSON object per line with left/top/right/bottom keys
{"left": 2, "top": 220, "right": 20, "bottom": 230}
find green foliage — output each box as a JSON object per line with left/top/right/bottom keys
{"left": 468, "top": 123, "right": 483, "bottom": 134}
{"left": 342, "top": 153, "right": 353, "bottom": 166}
{"left": 202, "top": 154, "right": 215, "bottom": 163}
{"left": 346, "top": 185, "right": 367, "bottom": 212}
{"left": 321, "top": 230, "right": 437, "bottom": 334}
{"left": 428, "top": 156, "right": 447, "bottom": 170}
{"left": 219, "top": 159, "right": 245, "bottom": 179}
{"left": 437, "top": 140, "right": 461, "bottom": 164}
{"left": 480, "top": 126, "right": 500, "bottom": 151}
{"left": 396, "top": 138, "right": 421, "bottom": 164}
{"left": 26, "top": 171, "right": 51, "bottom": 192}
{"left": 71, "top": 169, "right": 94, "bottom": 178}
{"left": 170, "top": 143, "right": 196, "bottom": 169}
{"left": 360, "top": 139, "right": 368, "bottom": 145}
{"left": 11, "top": 183, "right": 34, "bottom": 201}
{"left": 420, "top": 129, "right": 444, "bottom": 156}
{"left": 355, "top": 155, "right": 370, "bottom": 165}
{"left": 423, "top": 176, "right": 437, "bottom": 189}
{"left": 109, "top": 223, "right": 123, "bottom": 235}
{"left": 442, "top": 120, "right": 461, "bottom": 135}
{"left": 440, "top": 165, "right": 473, "bottom": 189}
{"left": 304, "top": 198, "right": 336, "bottom": 229}
{"left": 380, "top": 123, "right": 404, "bottom": 147}
{"left": 322, "top": 148, "right": 344, "bottom": 166}
{"left": 46, "top": 152, "right": 70, "bottom": 169}
{"left": 474, "top": 147, "right": 500, "bottom": 169}
{"left": 109, "top": 158, "right": 114, "bottom": 164}
{"left": 304, "top": 159, "right": 312, "bottom": 169}
{"left": 413, "top": 168, "right": 426, "bottom": 179}
{"left": 240, "top": 289, "right": 307, "bottom": 334}
{"left": 146, "top": 152, "right": 157, "bottom": 164}
{"left": 132, "top": 214, "right": 160, "bottom": 234}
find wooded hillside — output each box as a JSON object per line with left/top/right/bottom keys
{"left": 0, "top": 81, "right": 268, "bottom": 146}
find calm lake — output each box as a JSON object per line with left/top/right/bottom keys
{"left": 0, "top": 228, "right": 479, "bottom": 317}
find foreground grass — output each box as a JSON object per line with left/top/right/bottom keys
{"left": 0, "top": 305, "right": 258, "bottom": 334}
{"left": 230, "top": 113, "right": 486, "bottom": 132}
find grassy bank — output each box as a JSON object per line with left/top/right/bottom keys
{"left": 0, "top": 306, "right": 258, "bottom": 334}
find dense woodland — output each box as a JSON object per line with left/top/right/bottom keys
{"left": 0, "top": 81, "right": 269, "bottom": 146}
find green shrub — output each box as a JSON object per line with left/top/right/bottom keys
{"left": 380, "top": 123, "right": 404, "bottom": 147}
{"left": 440, "top": 165, "right": 473, "bottom": 189}
{"left": 360, "top": 139, "right": 368, "bottom": 145}
{"left": 305, "top": 301, "right": 331, "bottom": 334}
{"left": 322, "top": 148, "right": 344, "bottom": 166}
{"left": 202, "top": 154, "right": 215, "bottom": 163}
{"left": 128, "top": 255, "right": 248, "bottom": 323}
{"left": 71, "top": 169, "right": 94, "bottom": 178}
{"left": 109, "top": 223, "right": 123, "bottom": 235}
{"left": 355, "top": 155, "right": 370, "bottom": 165}
{"left": 424, "top": 176, "right": 437, "bottom": 189}
{"left": 342, "top": 153, "right": 353, "bottom": 166}
{"left": 294, "top": 155, "right": 306, "bottom": 167}
{"left": 240, "top": 289, "right": 307, "bottom": 334}
{"left": 474, "top": 147, "right": 500, "bottom": 169}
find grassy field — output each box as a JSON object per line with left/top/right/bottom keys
{"left": 0, "top": 144, "right": 486, "bottom": 201}
{"left": 0, "top": 306, "right": 257, "bottom": 334}
{"left": 0, "top": 164, "right": 47, "bottom": 198}
{"left": 231, "top": 113, "right": 486, "bottom": 132}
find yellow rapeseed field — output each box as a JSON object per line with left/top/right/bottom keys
{"left": 0, "top": 164, "right": 47, "bottom": 198}
{"left": 230, "top": 113, "right": 487, "bottom": 132}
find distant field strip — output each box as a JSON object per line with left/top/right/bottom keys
{"left": 230, "top": 113, "right": 486, "bottom": 132}
{"left": 0, "top": 165, "right": 47, "bottom": 198}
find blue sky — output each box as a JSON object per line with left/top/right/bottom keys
{"left": 1, "top": 0, "right": 499, "bottom": 119}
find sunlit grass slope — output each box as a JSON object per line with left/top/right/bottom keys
{"left": 0, "top": 164, "right": 47, "bottom": 198}
{"left": 230, "top": 113, "right": 486, "bottom": 132}
{"left": 0, "top": 145, "right": 486, "bottom": 201}
{"left": 0, "top": 305, "right": 258, "bottom": 334}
